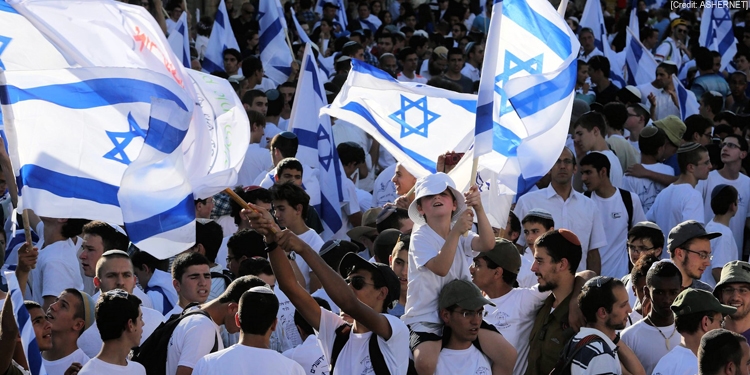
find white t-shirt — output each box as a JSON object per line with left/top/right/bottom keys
{"left": 372, "top": 164, "right": 398, "bottom": 208}
{"left": 331, "top": 177, "right": 362, "bottom": 241}
{"left": 317, "top": 308, "right": 409, "bottom": 375}
{"left": 144, "top": 269, "right": 179, "bottom": 317}
{"left": 78, "top": 305, "right": 164, "bottom": 358}
{"left": 402, "top": 224, "right": 479, "bottom": 326}
{"left": 514, "top": 188, "right": 608, "bottom": 272}
{"left": 31, "top": 237, "right": 84, "bottom": 305}
{"left": 237, "top": 143, "right": 273, "bottom": 187}
{"left": 193, "top": 344, "right": 306, "bottom": 375}
{"left": 78, "top": 358, "right": 146, "bottom": 375}
{"left": 282, "top": 334, "right": 329, "bottom": 375}
{"left": 435, "top": 345, "right": 491, "bottom": 375}
{"left": 166, "top": 307, "right": 224, "bottom": 375}
{"left": 485, "top": 287, "right": 549, "bottom": 375}
{"left": 43, "top": 348, "right": 90, "bottom": 375}
{"left": 696, "top": 170, "right": 750, "bottom": 258}
{"left": 256, "top": 165, "right": 322, "bottom": 207}
{"left": 647, "top": 183, "right": 705, "bottom": 258}
{"left": 297, "top": 229, "right": 325, "bottom": 291}
{"left": 460, "top": 64, "right": 481, "bottom": 82}
{"left": 589, "top": 189, "right": 647, "bottom": 277}
{"left": 311, "top": 287, "right": 341, "bottom": 315}
{"left": 621, "top": 162, "right": 674, "bottom": 213}
{"left": 260, "top": 122, "right": 283, "bottom": 149}
{"left": 701, "top": 220, "right": 737, "bottom": 288}
{"left": 216, "top": 236, "right": 230, "bottom": 269}
{"left": 652, "top": 345, "right": 698, "bottom": 375}
{"left": 620, "top": 319, "right": 682, "bottom": 374}
{"left": 517, "top": 250, "right": 537, "bottom": 288}
{"left": 208, "top": 264, "right": 228, "bottom": 302}
{"left": 397, "top": 72, "right": 428, "bottom": 84}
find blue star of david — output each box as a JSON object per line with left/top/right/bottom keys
{"left": 712, "top": 9, "right": 731, "bottom": 27}
{"left": 389, "top": 95, "right": 440, "bottom": 138}
{"left": 0, "top": 35, "right": 11, "bottom": 70}
{"left": 103, "top": 112, "right": 146, "bottom": 165}
{"left": 317, "top": 124, "right": 334, "bottom": 171}
{"left": 494, "top": 51, "right": 543, "bottom": 117}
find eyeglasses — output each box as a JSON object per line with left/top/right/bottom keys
{"left": 452, "top": 308, "right": 486, "bottom": 319}
{"left": 722, "top": 286, "right": 750, "bottom": 295}
{"left": 682, "top": 248, "right": 713, "bottom": 260}
{"left": 676, "top": 28, "right": 688, "bottom": 34}
{"left": 345, "top": 275, "right": 376, "bottom": 290}
{"left": 627, "top": 244, "right": 656, "bottom": 253}
{"left": 721, "top": 142, "right": 742, "bottom": 150}
{"left": 585, "top": 276, "right": 614, "bottom": 288}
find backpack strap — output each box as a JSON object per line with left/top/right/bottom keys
{"left": 329, "top": 323, "right": 352, "bottom": 374}
{"left": 618, "top": 188, "right": 634, "bottom": 231}
{"left": 584, "top": 191, "right": 592, "bottom": 198}
{"left": 368, "top": 330, "right": 392, "bottom": 375}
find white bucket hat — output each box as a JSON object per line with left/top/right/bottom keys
{"left": 407, "top": 173, "right": 466, "bottom": 226}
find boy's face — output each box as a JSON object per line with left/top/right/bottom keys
{"left": 276, "top": 168, "right": 303, "bottom": 186}
{"left": 416, "top": 189, "right": 457, "bottom": 219}
{"left": 577, "top": 64, "right": 589, "bottom": 85}
{"left": 29, "top": 306, "right": 52, "bottom": 351}
{"left": 627, "top": 236, "right": 661, "bottom": 265}
{"left": 523, "top": 222, "right": 549, "bottom": 251}
{"left": 574, "top": 125, "right": 597, "bottom": 152}
{"left": 175, "top": 264, "right": 211, "bottom": 304}
{"left": 79, "top": 233, "right": 105, "bottom": 278}
{"left": 390, "top": 249, "right": 408, "bottom": 294}
{"left": 273, "top": 199, "right": 301, "bottom": 228}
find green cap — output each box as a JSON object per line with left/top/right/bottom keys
{"left": 481, "top": 238, "right": 522, "bottom": 274}
{"left": 438, "top": 279, "right": 496, "bottom": 310}
{"left": 671, "top": 288, "right": 736, "bottom": 317}
{"left": 713, "top": 260, "right": 750, "bottom": 298}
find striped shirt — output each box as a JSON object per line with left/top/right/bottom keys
{"left": 570, "top": 328, "right": 621, "bottom": 375}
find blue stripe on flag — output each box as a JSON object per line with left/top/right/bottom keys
{"left": 503, "top": 0, "right": 572, "bottom": 60}
{"left": 124, "top": 194, "right": 194, "bottom": 242}
{"left": 352, "top": 60, "right": 399, "bottom": 83}
{"left": 0, "top": 79, "right": 189, "bottom": 111}
{"left": 145, "top": 118, "right": 188, "bottom": 154}
{"left": 305, "top": 58, "right": 324, "bottom": 101}
{"left": 259, "top": 18, "right": 283, "bottom": 53}
{"left": 315, "top": 195, "right": 342, "bottom": 232}
{"left": 294, "top": 128, "right": 317, "bottom": 149}
{"left": 475, "top": 102, "right": 493, "bottom": 137}
{"left": 215, "top": 8, "right": 225, "bottom": 28}
{"left": 18, "top": 165, "right": 120, "bottom": 206}
{"left": 448, "top": 99, "right": 478, "bottom": 113}
{"left": 201, "top": 57, "right": 224, "bottom": 75}
{"left": 0, "top": 0, "right": 17, "bottom": 13}
{"left": 340, "top": 102, "right": 437, "bottom": 172}
{"left": 492, "top": 122, "right": 521, "bottom": 157}
{"left": 510, "top": 63, "right": 577, "bottom": 119}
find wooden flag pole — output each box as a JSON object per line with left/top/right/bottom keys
{"left": 223, "top": 188, "right": 278, "bottom": 234}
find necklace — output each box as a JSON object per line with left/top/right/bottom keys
{"left": 645, "top": 316, "right": 677, "bottom": 350}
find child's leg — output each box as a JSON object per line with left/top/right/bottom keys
{"left": 413, "top": 340, "right": 441, "bottom": 375}
{"left": 477, "top": 326, "right": 517, "bottom": 375}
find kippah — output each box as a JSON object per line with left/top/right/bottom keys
{"left": 677, "top": 142, "right": 701, "bottom": 153}
{"left": 336, "top": 55, "right": 352, "bottom": 63}
{"left": 243, "top": 185, "right": 262, "bottom": 192}
{"left": 711, "top": 184, "right": 733, "bottom": 201}
{"left": 525, "top": 208, "right": 553, "bottom": 221}
{"left": 708, "top": 90, "right": 722, "bottom": 97}
{"left": 632, "top": 221, "right": 662, "bottom": 231}
{"left": 102, "top": 249, "right": 129, "bottom": 257}
{"left": 248, "top": 286, "right": 274, "bottom": 295}
{"left": 661, "top": 60, "right": 678, "bottom": 67}
{"left": 558, "top": 229, "right": 581, "bottom": 246}
{"left": 625, "top": 85, "right": 642, "bottom": 100}
{"left": 380, "top": 53, "right": 395, "bottom": 59}
{"left": 640, "top": 126, "right": 659, "bottom": 138}
{"left": 106, "top": 222, "right": 128, "bottom": 237}
{"left": 343, "top": 41, "right": 357, "bottom": 48}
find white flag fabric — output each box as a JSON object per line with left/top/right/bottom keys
{"left": 579, "top": 0, "right": 626, "bottom": 88}
{"left": 4, "top": 270, "right": 48, "bottom": 375}
{"left": 291, "top": 44, "right": 343, "bottom": 239}
{"left": 119, "top": 98, "right": 196, "bottom": 259}
{"left": 0, "top": 0, "right": 69, "bottom": 71}
{"left": 259, "top": 0, "right": 294, "bottom": 84}
{"left": 0, "top": 67, "right": 193, "bottom": 224}
{"left": 202, "top": 0, "right": 239, "bottom": 74}
{"left": 167, "top": 11, "right": 191, "bottom": 69}
{"left": 629, "top": 7, "right": 639, "bottom": 42}
{"left": 700, "top": 3, "right": 737, "bottom": 72}
{"left": 314, "top": 0, "right": 347, "bottom": 31}
{"left": 625, "top": 26, "right": 658, "bottom": 86}
{"left": 673, "top": 74, "right": 699, "bottom": 120}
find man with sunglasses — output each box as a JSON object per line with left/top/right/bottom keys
{"left": 655, "top": 19, "right": 691, "bottom": 68}
{"left": 667, "top": 220, "right": 721, "bottom": 291}
{"left": 652, "top": 288, "right": 735, "bottom": 375}
{"left": 714, "top": 261, "right": 750, "bottom": 341}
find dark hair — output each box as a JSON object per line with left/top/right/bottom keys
{"left": 602, "top": 102, "right": 628, "bottom": 131}
{"left": 522, "top": 213, "right": 554, "bottom": 230}
{"left": 196, "top": 220, "right": 223, "bottom": 263}
{"left": 342, "top": 42, "right": 364, "bottom": 57}
{"left": 398, "top": 47, "right": 417, "bottom": 61}
{"left": 270, "top": 182, "right": 310, "bottom": 218}
{"left": 699, "top": 329, "right": 747, "bottom": 375}
{"left": 23, "top": 300, "right": 42, "bottom": 311}
{"left": 676, "top": 310, "right": 716, "bottom": 335}
{"left": 242, "top": 56, "right": 264, "bottom": 77}
{"left": 574, "top": 111, "right": 607, "bottom": 136}
{"left": 646, "top": 260, "right": 682, "bottom": 287}
{"left": 588, "top": 55, "right": 611, "bottom": 78}
{"left": 238, "top": 257, "right": 273, "bottom": 277}
{"left": 724, "top": 134, "right": 749, "bottom": 151}
{"left": 376, "top": 207, "right": 409, "bottom": 233}
{"left": 269, "top": 134, "right": 299, "bottom": 159}
{"left": 712, "top": 185, "right": 739, "bottom": 216}
{"left": 701, "top": 92, "right": 724, "bottom": 115}
{"left": 219, "top": 275, "right": 268, "bottom": 304}
{"left": 82, "top": 221, "right": 130, "bottom": 251}
{"left": 639, "top": 127, "right": 667, "bottom": 156}
{"left": 276, "top": 157, "right": 303, "bottom": 177}
{"left": 96, "top": 290, "right": 142, "bottom": 341}
{"left": 230, "top": 187, "right": 272, "bottom": 225}
{"left": 227, "top": 229, "right": 267, "bottom": 261}
{"left": 61, "top": 219, "right": 91, "bottom": 239}
{"left": 171, "top": 252, "right": 210, "bottom": 282}
{"left": 658, "top": 62, "right": 678, "bottom": 77}
{"left": 677, "top": 144, "right": 708, "bottom": 174}
{"left": 222, "top": 48, "right": 241, "bottom": 62}
{"left": 131, "top": 250, "right": 169, "bottom": 273}
{"left": 344, "top": 264, "right": 392, "bottom": 313}
{"left": 321, "top": 240, "right": 359, "bottom": 270}
{"left": 578, "top": 277, "right": 625, "bottom": 323}
{"left": 715, "top": 112, "right": 741, "bottom": 130}
{"left": 535, "top": 230, "right": 582, "bottom": 274}
{"left": 295, "top": 297, "right": 331, "bottom": 337}
{"left": 408, "top": 35, "right": 428, "bottom": 51}
{"left": 247, "top": 109, "right": 266, "bottom": 128}
{"left": 630, "top": 254, "right": 660, "bottom": 286}
{"left": 238, "top": 285, "right": 279, "bottom": 335}
{"left": 337, "top": 142, "right": 366, "bottom": 166}
{"left": 579, "top": 152, "right": 612, "bottom": 178}
{"left": 695, "top": 47, "right": 714, "bottom": 71}
{"left": 241, "top": 89, "right": 266, "bottom": 107}
{"left": 507, "top": 211, "right": 521, "bottom": 238}
{"left": 628, "top": 225, "right": 665, "bottom": 250}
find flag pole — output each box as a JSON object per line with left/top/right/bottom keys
{"left": 558, "top": 0, "right": 569, "bottom": 17}
{"left": 223, "top": 187, "right": 278, "bottom": 233}
{"left": 22, "top": 209, "right": 32, "bottom": 247}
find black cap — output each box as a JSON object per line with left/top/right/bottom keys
{"left": 338, "top": 253, "right": 400, "bottom": 307}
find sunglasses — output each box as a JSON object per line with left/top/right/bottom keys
{"left": 345, "top": 275, "right": 376, "bottom": 290}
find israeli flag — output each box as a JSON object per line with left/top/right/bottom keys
{"left": 579, "top": 0, "right": 626, "bottom": 88}
{"left": 119, "top": 98, "right": 195, "bottom": 259}
{"left": 625, "top": 26, "right": 657, "bottom": 86}
{"left": 0, "top": 67, "right": 193, "bottom": 225}
{"left": 673, "top": 74, "right": 699, "bottom": 120}
{"left": 3, "top": 208, "right": 39, "bottom": 267}
{"left": 167, "top": 11, "right": 191, "bottom": 69}
{"left": 292, "top": 15, "right": 333, "bottom": 80}
{"left": 474, "top": 0, "right": 579, "bottom": 196}
{"left": 324, "top": 60, "right": 476, "bottom": 178}
{"left": 202, "top": 0, "right": 240, "bottom": 74}
{"left": 4, "top": 271, "right": 48, "bottom": 375}
{"left": 290, "top": 44, "right": 343, "bottom": 239}
{"left": 700, "top": 4, "right": 737, "bottom": 72}
{"left": 314, "top": 0, "right": 347, "bottom": 31}
{"left": 629, "top": 6, "right": 639, "bottom": 41}
{"left": 0, "top": 0, "right": 69, "bottom": 71}
{"left": 259, "top": 0, "right": 295, "bottom": 85}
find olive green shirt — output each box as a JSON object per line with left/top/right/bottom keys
{"left": 524, "top": 293, "right": 575, "bottom": 375}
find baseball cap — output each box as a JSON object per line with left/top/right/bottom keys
{"left": 433, "top": 46, "right": 449, "bottom": 59}
{"left": 654, "top": 115, "right": 686, "bottom": 146}
{"left": 713, "top": 260, "right": 750, "bottom": 298}
{"left": 439, "top": 279, "right": 496, "bottom": 310}
{"left": 670, "top": 18, "right": 689, "bottom": 29}
{"left": 347, "top": 207, "right": 382, "bottom": 240}
{"left": 373, "top": 229, "right": 402, "bottom": 261}
{"left": 667, "top": 220, "right": 721, "bottom": 254}
{"left": 481, "top": 238, "right": 522, "bottom": 274}
{"left": 338, "top": 253, "right": 400, "bottom": 305}
{"left": 671, "top": 288, "right": 736, "bottom": 316}
{"left": 407, "top": 173, "right": 465, "bottom": 226}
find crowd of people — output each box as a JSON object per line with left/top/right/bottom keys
{"left": 3, "top": 0, "right": 750, "bottom": 374}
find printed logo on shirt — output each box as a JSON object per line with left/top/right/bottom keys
{"left": 489, "top": 311, "right": 511, "bottom": 329}
{"left": 360, "top": 355, "right": 373, "bottom": 374}
{"left": 612, "top": 212, "right": 622, "bottom": 219}
{"left": 476, "top": 367, "right": 491, "bottom": 375}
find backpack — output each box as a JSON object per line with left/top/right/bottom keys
{"left": 584, "top": 188, "right": 634, "bottom": 231}
{"left": 329, "top": 323, "right": 391, "bottom": 375}
{"left": 132, "top": 304, "right": 219, "bottom": 375}
{"left": 211, "top": 269, "right": 234, "bottom": 290}
{"left": 549, "top": 334, "right": 608, "bottom": 375}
